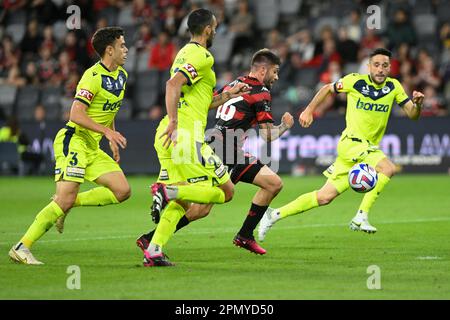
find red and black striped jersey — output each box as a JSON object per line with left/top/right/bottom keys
{"left": 214, "top": 75, "right": 274, "bottom": 132}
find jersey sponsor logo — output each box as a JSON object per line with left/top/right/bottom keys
{"left": 55, "top": 168, "right": 61, "bottom": 175}
{"left": 102, "top": 99, "right": 122, "bottom": 112}
{"left": 76, "top": 89, "right": 94, "bottom": 101}
{"left": 356, "top": 98, "right": 389, "bottom": 112}
{"left": 183, "top": 63, "right": 198, "bottom": 79}
{"left": 354, "top": 80, "right": 395, "bottom": 100}
{"left": 66, "top": 166, "right": 85, "bottom": 178}
{"left": 187, "top": 176, "right": 208, "bottom": 183}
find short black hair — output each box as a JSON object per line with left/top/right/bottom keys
{"left": 369, "top": 48, "right": 392, "bottom": 59}
{"left": 92, "top": 27, "right": 124, "bottom": 58}
{"left": 187, "top": 8, "right": 214, "bottom": 36}
{"left": 251, "top": 48, "right": 281, "bottom": 67}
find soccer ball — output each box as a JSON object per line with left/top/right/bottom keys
{"left": 348, "top": 163, "right": 378, "bottom": 193}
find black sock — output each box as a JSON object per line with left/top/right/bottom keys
{"left": 143, "top": 215, "right": 190, "bottom": 242}
{"left": 238, "top": 203, "right": 268, "bottom": 239}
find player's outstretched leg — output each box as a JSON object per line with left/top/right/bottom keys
{"left": 258, "top": 182, "right": 339, "bottom": 241}
{"left": 55, "top": 172, "right": 130, "bottom": 233}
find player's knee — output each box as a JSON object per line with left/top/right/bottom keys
{"left": 54, "top": 194, "right": 76, "bottom": 212}
{"left": 378, "top": 163, "right": 396, "bottom": 178}
{"left": 317, "top": 191, "right": 335, "bottom": 206}
{"left": 113, "top": 185, "right": 131, "bottom": 203}
{"left": 198, "top": 205, "right": 212, "bottom": 218}
{"left": 270, "top": 176, "right": 283, "bottom": 195}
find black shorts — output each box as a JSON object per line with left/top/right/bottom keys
{"left": 227, "top": 155, "right": 265, "bottom": 184}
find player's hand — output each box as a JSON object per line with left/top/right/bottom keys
{"left": 105, "top": 128, "right": 127, "bottom": 149}
{"left": 281, "top": 112, "right": 294, "bottom": 128}
{"left": 228, "top": 82, "right": 251, "bottom": 98}
{"left": 159, "top": 120, "right": 177, "bottom": 148}
{"left": 109, "top": 141, "right": 120, "bottom": 163}
{"left": 412, "top": 90, "right": 424, "bottom": 106}
{"left": 299, "top": 109, "right": 314, "bottom": 128}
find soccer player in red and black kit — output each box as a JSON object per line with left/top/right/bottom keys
{"left": 136, "top": 48, "right": 294, "bottom": 255}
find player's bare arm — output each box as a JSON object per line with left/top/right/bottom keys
{"left": 209, "top": 82, "right": 251, "bottom": 109}
{"left": 299, "top": 83, "right": 335, "bottom": 128}
{"left": 109, "top": 120, "right": 120, "bottom": 163}
{"left": 402, "top": 90, "right": 424, "bottom": 120}
{"left": 160, "top": 72, "right": 188, "bottom": 148}
{"left": 259, "top": 112, "right": 294, "bottom": 142}
{"left": 69, "top": 100, "right": 127, "bottom": 149}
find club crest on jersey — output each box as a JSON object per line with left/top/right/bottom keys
{"left": 76, "top": 89, "right": 94, "bottom": 101}
{"left": 183, "top": 63, "right": 198, "bottom": 79}
{"left": 101, "top": 70, "right": 127, "bottom": 97}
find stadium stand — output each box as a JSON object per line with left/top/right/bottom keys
{"left": 0, "top": 0, "right": 448, "bottom": 123}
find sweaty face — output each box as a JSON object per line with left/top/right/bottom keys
{"left": 368, "top": 54, "right": 390, "bottom": 85}
{"left": 112, "top": 36, "right": 128, "bottom": 66}
{"left": 263, "top": 64, "right": 280, "bottom": 89}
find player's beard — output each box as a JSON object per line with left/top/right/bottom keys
{"left": 371, "top": 73, "right": 386, "bottom": 85}
{"left": 263, "top": 75, "right": 273, "bottom": 89}
{"left": 206, "top": 34, "right": 214, "bottom": 48}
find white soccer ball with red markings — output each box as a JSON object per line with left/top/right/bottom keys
{"left": 348, "top": 163, "right": 378, "bottom": 193}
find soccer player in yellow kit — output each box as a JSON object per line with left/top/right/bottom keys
{"left": 143, "top": 9, "right": 249, "bottom": 266}
{"left": 258, "top": 48, "right": 425, "bottom": 240}
{"left": 9, "top": 27, "right": 131, "bottom": 265}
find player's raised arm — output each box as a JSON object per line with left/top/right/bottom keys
{"left": 299, "top": 83, "right": 335, "bottom": 128}
{"left": 69, "top": 100, "right": 127, "bottom": 149}
{"left": 160, "top": 72, "right": 188, "bottom": 148}
{"left": 402, "top": 90, "right": 424, "bottom": 120}
{"left": 259, "top": 112, "right": 294, "bottom": 142}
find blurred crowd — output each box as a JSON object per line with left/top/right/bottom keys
{"left": 0, "top": 0, "right": 449, "bottom": 123}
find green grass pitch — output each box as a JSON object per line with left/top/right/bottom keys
{"left": 1, "top": 175, "right": 449, "bottom": 299}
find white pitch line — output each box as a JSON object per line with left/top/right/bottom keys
{"left": 1, "top": 217, "right": 449, "bottom": 245}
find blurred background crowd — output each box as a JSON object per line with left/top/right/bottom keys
{"left": 0, "top": 0, "right": 449, "bottom": 124}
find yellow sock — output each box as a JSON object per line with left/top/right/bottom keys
{"left": 20, "top": 201, "right": 64, "bottom": 248}
{"left": 359, "top": 173, "right": 390, "bottom": 213}
{"left": 73, "top": 187, "right": 119, "bottom": 207}
{"left": 151, "top": 201, "right": 186, "bottom": 247}
{"left": 176, "top": 185, "right": 225, "bottom": 204}
{"left": 279, "top": 191, "right": 319, "bottom": 219}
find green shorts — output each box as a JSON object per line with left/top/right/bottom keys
{"left": 53, "top": 126, "right": 122, "bottom": 183}
{"left": 154, "top": 124, "right": 230, "bottom": 187}
{"left": 323, "top": 136, "right": 386, "bottom": 193}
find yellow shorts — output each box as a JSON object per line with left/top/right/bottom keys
{"left": 323, "top": 136, "right": 386, "bottom": 193}
{"left": 53, "top": 126, "right": 122, "bottom": 183}
{"left": 154, "top": 124, "right": 230, "bottom": 187}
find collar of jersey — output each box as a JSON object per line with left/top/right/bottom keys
{"left": 367, "top": 74, "right": 386, "bottom": 88}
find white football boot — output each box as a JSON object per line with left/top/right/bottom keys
{"left": 9, "top": 243, "right": 44, "bottom": 265}
{"left": 258, "top": 208, "right": 281, "bottom": 242}
{"left": 349, "top": 210, "right": 377, "bottom": 234}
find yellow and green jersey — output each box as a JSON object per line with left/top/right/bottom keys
{"left": 160, "top": 42, "right": 216, "bottom": 142}
{"left": 334, "top": 73, "right": 410, "bottom": 145}
{"left": 67, "top": 61, "right": 128, "bottom": 148}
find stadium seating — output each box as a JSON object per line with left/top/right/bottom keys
{"left": 15, "top": 86, "right": 40, "bottom": 121}
{"left": 40, "top": 86, "right": 62, "bottom": 120}
{"left": 0, "top": 85, "right": 17, "bottom": 119}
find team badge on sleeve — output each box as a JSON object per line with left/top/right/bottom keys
{"left": 76, "top": 89, "right": 94, "bottom": 102}
{"left": 183, "top": 63, "right": 198, "bottom": 79}
{"left": 336, "top": 80, "right": 344, "bottom": 91}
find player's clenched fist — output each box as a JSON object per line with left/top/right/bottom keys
{"left": 299, "top": 109, "right": 313, "bottom": 128}
{"left": 412, "top": 90, "right": 424, "bottom": 106}
{"left": 281, "top": 112, "right": 294, "bottom": 128}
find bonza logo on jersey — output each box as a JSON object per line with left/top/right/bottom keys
{"left": 356, "top": 98, "right": 389, "bottom": 112}
{"left": 103, "top": 99, "right": 122, "bottom": 112}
